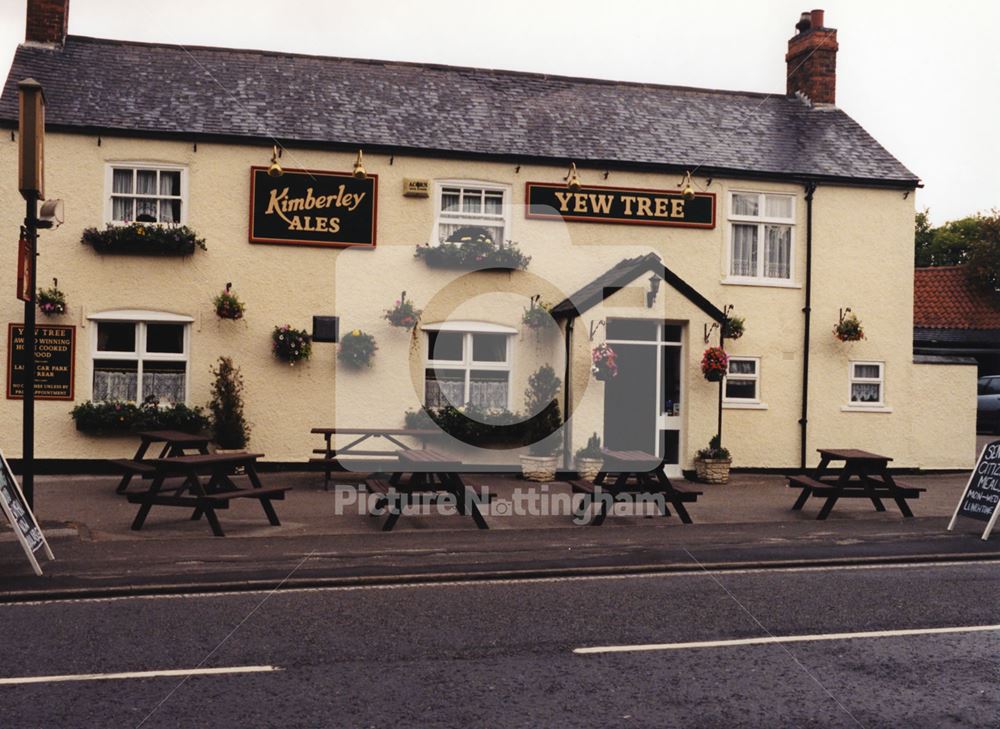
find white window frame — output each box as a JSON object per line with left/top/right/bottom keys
{"left": 723, "top": 356, "right": 765, "bottom": 408}
{"left": 847, "top": 361, "right": 885, "bottom": 407}
{"left": 724, "top": 190, "right": 797, "bottom": 286}
{"left": 423, "top": 327, "right": 514, "bottom": 410}
{"left": 103, "top": 162, "right": 189, "bottom": 225}
{"left": 88, "top": 311, "right": 193, "bottom": 404}
{"left": 432, "top": 180, "right": 511, "bottom": 247}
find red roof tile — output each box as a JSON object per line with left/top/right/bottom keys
{"left": 914, "top": 266, "right": 1000, "bottom": 329}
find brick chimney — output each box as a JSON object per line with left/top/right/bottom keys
{"left": 786, "top": 9, "right": 838, "bottom": 105}
{"left": 25, "top": 0, "right": 70, "bottom": 45}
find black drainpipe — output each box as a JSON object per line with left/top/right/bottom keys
{"left": 800, "top": 182, "right": 817, "bottom": 469}
{"left": 562, "top": 318, "right": 574, "bottom": 471}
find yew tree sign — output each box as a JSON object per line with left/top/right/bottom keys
{"left": 948, "top": 440, "right": 1000, "bottom": 540}
{"left": 526, "top": 182, "right": 715, "bottom": 228}
{"left": 249, "top": 167, "right": 377, "bottom": 248}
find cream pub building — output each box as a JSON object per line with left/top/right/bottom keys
{"left": 0, "top": 1, "right": 977, "bottom": 474}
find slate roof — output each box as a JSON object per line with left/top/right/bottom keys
{"left": 0, "top": 35, "right": 919, "bottom": 186}
{"left": 913, "top": 266, "right": 1000, "bottom": 330}
{"left": 550, "top": 252, "right": 725, "bottom": 322}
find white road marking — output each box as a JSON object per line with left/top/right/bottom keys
{"left": 2, "top": 558, "right": 998, "bottom": 607}
{"left": 574, "top": 624, "right": 1000, "bottom": 654}
{"left": 0, "top": 665, "right": 281, "bottom": 686}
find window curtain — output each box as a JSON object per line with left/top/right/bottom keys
{"left": 731, "top": 224, "right": 758, "bottom": 276}
{"left": 93, "top": 370, "right": 138, "bottom": 401}
{"left": 729, "top": 360, "right": 756, "bottom": 376}
{"left": 135, "top": 171, "right": 158, "bottom": 222}
{"left": 142, "top": 371, "right": 186, "bottom": 404}
{"left": 438, "top": 222, "right": 505, "bottom": 245}
{"left": 159, "top": 171, "right": 181, "bottom": 223}
{"left": 111, "top": 169, "right": 133, "bottom": 221}
{"left": 468, "top": 376, "right": 508, "bottom": 410}
{"left": 851, "top": 384, "right": 881, "bottom": 402}
{"left": 425, "top": 378, "right": 465, "bottom": 408}
{"left": 764, "top": 225, "right": 791, "bottom": 279}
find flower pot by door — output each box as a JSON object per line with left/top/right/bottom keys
{"left": 520, "top": 455, "right": 558, "bottom": 482}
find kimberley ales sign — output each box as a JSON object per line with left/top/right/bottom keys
{"left": 526, "top": 182, "right": 716, "bottom": 228}
{"left": 249, "top": 167, "right": 378, "bottom": 248}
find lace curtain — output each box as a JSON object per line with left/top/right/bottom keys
{"left": 93, "top": 369, "right": 185, "bottom": 404}
{"left": 731, "top": 224, "right": 757, "bottom": 276}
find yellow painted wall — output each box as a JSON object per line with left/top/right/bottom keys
{"left": 0, "top": 132, "right": 976, "bottom": 468}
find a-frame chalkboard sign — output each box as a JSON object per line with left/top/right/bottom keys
{"left": 0, "top": 447, "right": 54, "bottom": 575}
{"left": 948, "top": 440, "right": 1000, "bottom": 541}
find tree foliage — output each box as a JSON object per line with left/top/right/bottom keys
{"left": 915, "top": 209, "right": 1000, "bottom": 300}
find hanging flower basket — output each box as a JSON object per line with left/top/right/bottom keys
{"left": 591, "top": 343, "right": 619, "bottom": 381}
{"left": 522, "top": 300, "right": 553, "bottom": 330}
{"left": 722, "top": 315, "right": 745, "bottom": 340}
{"left": 214, "top": 283, "right": 245, "bottom": 320}
{"left": 415, "top": 226, "right": 531, "bottom": 271}
{"left": 384, "top": 291, "right": 421, "bottom": 329}
{"left": 338, "top": 329, "right": 378, "bottom": 368}
{"left": 37, "top": 279, "right": 67, "bottom": 316}
{"left": 834, "top": 312, "right": 865, "bottom": 342}
{"left": 701, "top": 346, "right": 729, "bottom": 382}
{"left": 272, "top": 324, "right": 311, "bottom": 365}
{"left": 81, "top": 223, "right": 207, "bottom": 255}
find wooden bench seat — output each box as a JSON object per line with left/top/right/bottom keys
{"left": 200, "top": 486, "right": 290, "bottom": 502}
{"left": 569, "top": 479, "right": 701, "bottom": 501}
{"left": 109, "top": 458, "right": 157, "bottom": 475}
{"left": 788, "top": 474, "right": 925, "bottom": 498}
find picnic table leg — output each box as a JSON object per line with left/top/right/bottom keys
{"left": 382, "top": 491, "right": 404, "bottom": 531}
{"left": 450, "top": 475, "right": 488, "bottom": 530}
{"left": 845, "top": 463, "right": 886, "bottom": 512}
{"left": 130, "top": 472, "right": 164, "bottom": 531}
{"left": 201, "top": 504, "right": 226, "bottom": 537}
{"left": 791, "top": 486, "right": 811, "bottom": 511}
{"left": 244, "top": 464, "right": 282, "bottom": 526}
{"left": 816, "top": 494, "right": 839, "bottom": 520}
{"left": 880, "top": 472, "right": 915, "bottom": 517}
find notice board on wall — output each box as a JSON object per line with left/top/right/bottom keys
{"left": 6, "top": 323, "right": 76, "bottom": 400}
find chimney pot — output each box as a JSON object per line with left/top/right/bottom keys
{"left": 25, "top": 0, "right": 70, "bottom": 46}
{"left": 786, "top": 9, "right": 838, "bottom": 105}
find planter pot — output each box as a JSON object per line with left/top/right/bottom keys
{"left": 520, "top": 454, "right": 558, "bottom": 482}
{"left": 704, "top": 370, "right": 725, "bottom": 383}
{"left": 575, "top": 457, "right": 603, "bottom": 481}
{"left": 695, "top": 457, "right": 731, "bottom": 484}
{"left": 213, "top": 447, "right": 248, "bottom": 475}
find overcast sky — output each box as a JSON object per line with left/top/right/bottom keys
{"left": 2, "top": 0, "right": 997, "bottom": 224}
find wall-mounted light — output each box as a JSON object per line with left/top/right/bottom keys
{"left": 565, "top": 162, "right": 582, "bottom": 191}
{"left": 353, "top": 149, "right": 367, "bottom": 178}
{"left": 679, "top": 170, "right": 696, "bottom": 201}
{"left": 646, "top": 274, "right": 661, "bottom": 308}
{"left": 36, "top": 199, "right": 64, "bottom": 229}
{"left": 267, "top": 145, "right": 283, "bottom": 178}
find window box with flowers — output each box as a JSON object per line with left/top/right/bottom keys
{"left": 701, "top": 346, "right": 729, "bottom": 382}
{"left": 415, "top": 226, "right": 530, "bottom": 271}
{"left": 82, "top": 223, "right": 207, "bottom": 256}
{"left": 272, "top": 325, "right": 311, "bottom": 365}
{"left": 71, "top": 397, "right": 209, "bottom": 435}
{"left": 338, "top": 330, "right": 378, "bottom": 368}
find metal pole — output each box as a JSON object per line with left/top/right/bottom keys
{"left": 22, "top": 190, "right": 38, "bottom": 509}
{"left": 717, "top": 327, "right": 724, "bottom": 446}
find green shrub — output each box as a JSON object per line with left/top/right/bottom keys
{"left": 81, "top": 223, "right": 206, "bottom": 255}
{"left": 209, "top": 357, "right": 250, "bottom": 449}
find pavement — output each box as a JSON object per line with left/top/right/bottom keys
{"left": 2, "top": 440, "right": 998, "bottom": 601}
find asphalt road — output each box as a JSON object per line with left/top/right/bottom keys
{"left": 1, "top": 561, "right": 998, "bottom": 728}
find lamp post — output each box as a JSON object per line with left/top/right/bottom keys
{"left": 17, "top": 78, "right": 45, "bottom": 509}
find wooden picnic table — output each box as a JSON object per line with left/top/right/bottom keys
{"left": 788, "top": 448, "right": 924, "bottom": 519}
{"left": 364, "top": 448, "right": 488, "bottom": 532}
{"left": 126, "top": 452, "right": 290, "bottom": 537}
{"left": 569, "top": 449, "right": 701, "bottom": 526}
{"left": 310, "top": 427, "right": 439, "bottom": 489}
{"left": 110, "top": 430, "right": 212, "bottom": 494}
